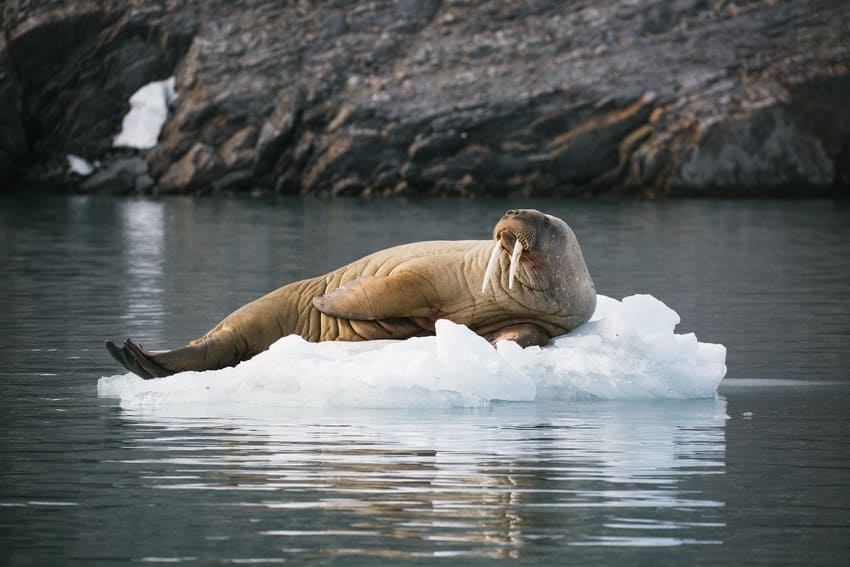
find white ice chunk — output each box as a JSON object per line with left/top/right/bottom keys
{"left": 113, "top": 77, "right": 177, "bottom": 149}
{"left": 66, "top": 154, "right": 94, "bottom": 176}
{"left": 98, "top": 294, "right": 727, "bottom": 410}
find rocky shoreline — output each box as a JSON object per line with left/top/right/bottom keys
{"left": 2, "top": 0, "right": 848, "bottom": 197}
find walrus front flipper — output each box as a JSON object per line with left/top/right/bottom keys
{"left": 105, "top": 340, "right": 174, "bottom": 379}
{"left": 484, "top": 324, "right": 550, "bottom": 348}
{"left": 312, "top": 272, "right": 440, "bottom": 320}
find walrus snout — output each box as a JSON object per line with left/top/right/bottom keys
{"left": 495, "top": 228, "right": 528, "bottom": 252}
{"left": 494, "top": 211, "right": 539, "bottom": 252}
{"left": 481, "top": 210, "right": 546, "bottom": 293}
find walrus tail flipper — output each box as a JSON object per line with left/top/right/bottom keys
{"left": 105, "top": 339, "right": 175, "bottom": 380}
{"left": 106, "top": 328, "right": 250, "bottom": 378}
{"left": 105, "top": 340, "right": 151, "bottom": 378}
{"left": 105, "top": 340, "right": 139, "bottom": 376}
{"left": 124, "top": 340, "right": 175, "bottom": 378}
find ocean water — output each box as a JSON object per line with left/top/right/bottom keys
{"left": 1, "top": 195, "right": 848, "bottom": 565}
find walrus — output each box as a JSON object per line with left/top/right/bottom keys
{"left": 106, "top": 209, "right": 596, "bottom": 379}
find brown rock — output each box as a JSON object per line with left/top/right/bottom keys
{"left": 2, "top": 0, "right": 848, "bottom": 196}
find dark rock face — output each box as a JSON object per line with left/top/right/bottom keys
{"left": 79, "top": 157, "right": 149, "bottom": 194}
{"left": 1, "top": 0, "right": 848, "bottom": 196}
{"left": 1, "top": 1, "right": 193, "bottom": 190}
{"left": 0, "top": 33, "right": 26, "bottom": 181}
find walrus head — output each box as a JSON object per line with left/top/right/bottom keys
{"left": 481, "top": 208, "right": 575, "bottom": 293}
{"left": 482, "top": 209, "right": 596, "bottom": 332}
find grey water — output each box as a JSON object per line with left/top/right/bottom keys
{"left": 1, "top": 195, "right": 848, "bottom": 565}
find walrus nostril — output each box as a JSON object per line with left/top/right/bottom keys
{"left": 506, "top": 209, "right": 519, "bottom": 216}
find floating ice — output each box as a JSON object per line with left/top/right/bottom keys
{"left": 113, "top": 77, "right": 177, "bottom": 149}
{"left": 66, "top": 154, "right": 95, "bottom": 176}
{"left": 98, "top": 294, "right": 727, "bottom": 410}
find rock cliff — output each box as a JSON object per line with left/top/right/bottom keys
{"left": 2, "top": 0, "right": 848, "bottom": 196}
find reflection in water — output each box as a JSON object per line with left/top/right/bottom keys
{"left": 120, "top": 200, "right": 166, "bottom": 343}
{"left": 116, "top": 399, "right": 727, "bottom": 560}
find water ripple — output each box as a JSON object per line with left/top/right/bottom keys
{"left": 102, "top": 400, "right": 728, "bottom": 556}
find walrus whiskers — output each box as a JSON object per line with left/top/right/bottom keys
{"left": 482, "top": 239, "right": 502, "bottom": 293}
{"left": 508, "top": 239, "right": 522, "bottom": 289}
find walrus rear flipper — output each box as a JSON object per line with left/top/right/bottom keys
{"left": 105, "top": 340, "right": 175, "bottom": 379}
{"left": 124, "top": 340, "right": 175, "bottom": 379}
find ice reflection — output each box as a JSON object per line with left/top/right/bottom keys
{"left": 119, "top": 200, "right": 166, "bottom": 341}
{"left": 115, "top": 398, "right": 727, "bottom": 558}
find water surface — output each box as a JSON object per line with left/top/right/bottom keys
{"left": 1, "top": 196, "right": 848, "bottom": 565}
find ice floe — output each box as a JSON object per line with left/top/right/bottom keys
{"left": 98, "top": 294, "right": 726, "bottom": 409}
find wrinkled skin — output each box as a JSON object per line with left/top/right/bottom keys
{"left": 106, "top": 209, "right": 596, "bottom": 379}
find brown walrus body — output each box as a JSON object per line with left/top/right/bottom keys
{"left": 106, "top": 209, "right": 596, "bottom": 379}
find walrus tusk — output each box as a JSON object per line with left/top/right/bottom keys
{"left": 508, "top": 239, "right": 522, "bottom": 289}
{"left": 482, "top": 239, "right": 502, "bottom": 293}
